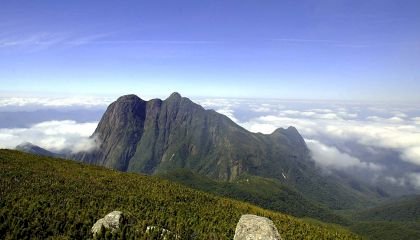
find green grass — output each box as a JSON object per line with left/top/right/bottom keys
{"left": 350, "top": 221, "right": 420, "bottom": 240}
{"left": 160, "top": 169, "right": 348, "bottom": 225}
{"left": 0, "top": 149, "right": 360, "bottom": 239}
{"left": 347, "top": 195, "right": 420, "bottom": 240}
{"left": 351, "top": 195, "right": 420, "bottom": 222}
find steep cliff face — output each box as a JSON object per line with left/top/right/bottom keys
{"left": 79, "top": 93, "right": 310, "bottom": 181}
{"left": 80, "top": 95, "right": 146, "bottom": 171}
{"left": 76, "top": 93, "right": 381, "bottom": 209}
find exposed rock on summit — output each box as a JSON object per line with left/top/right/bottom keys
{"left": 78, "top": 92, "right": 310, "bottom": 182}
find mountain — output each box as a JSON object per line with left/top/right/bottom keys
{"left": 0, "top": 149, "right": 361, "bottom": 239}
{"left": 77, "top": 93, "right": 382, "bottom": 210}
{"left": 15, "top": 142, "right": 57, "bottom": 157}
{"left": 79, "top": 93, "right": 309, "bottom": 179}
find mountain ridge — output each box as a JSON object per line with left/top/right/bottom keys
{"left": 78, "top": 93, "right": 309, "bottom": 180}
{"left": 15, "top": 142, "right": 57, "bottom": 157}
{"left": 76, "top": 92, "right": 382, "bottom": 210}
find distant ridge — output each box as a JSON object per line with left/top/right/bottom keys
{"left": 15, "top": 142, "right": 57, "bottom": 157}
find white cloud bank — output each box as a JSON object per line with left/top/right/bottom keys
{"left": 0, "top": 120, "right": 98, "bottom": 153}
{"left": 0, "top": 97, "right": 113, "bottom": 108}
{"left": 408, "top": 173, "right": 420, "bottom": 188}
{"left": 197, "top": 99, "right": 420, "bottom": 168}
{"left": 241, "top": 110, "right": 420, "bottom": 167}
{"left": 306, "top": 139, "right": 381, "bottom": 170}
{"left": 197, "top": 99, "right": 420, "bottom": 189}
{"left": 196, "top": 98, "right": 242, "bottom": 123}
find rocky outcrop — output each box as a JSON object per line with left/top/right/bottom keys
{"left": 233, "top": 214, "right": 282, "bottom": 240}
{"left": 75, "top": 92, "right": 377, "bottom": 210}
{"left": 78, "top": 93, "right": 310, "bottom": 182}
{"left": 91, "top": 211, "right": 123, "bottom": 236}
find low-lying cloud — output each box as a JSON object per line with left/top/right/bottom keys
{"left": 0, "top": 97, "right": 113, "bottom": 110}
{"left": 241, "top": 110, "right": 420, "bottom": 167}
{"left": 198, "top": 98, "right": 420, "bottom": 191}
{"left": 306, "top": 139, "right": 381, "bottom": 170}
{"left": 0, "top": 120, "right": 98, "bottom": 153}
{"left": 408, "top": 173, "right": 420, "bottom": 188}
{"left": 1, "top": 97, "right": 419, "bottom": 192}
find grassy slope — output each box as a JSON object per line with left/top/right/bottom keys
{"left": 352, "top": 195, "right": 420, "bottom": 222}
{"left": 348, "top": 195, "right": 420, "bottom": 240}
{"left": 0, "top": 150, "right": 360, "bottom": 239}
{"left": 160, "top": 169, "right": 348, "bottom": 225}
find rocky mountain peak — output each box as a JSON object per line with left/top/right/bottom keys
{"left": 79, "top": 92, "right": 310, "bottom": 181}
{"left": 114, "top": 94, "right": 143, "bottom": 103}
{"left": 167, "top": 92, "right": 182, "bottom": 100}
{"left": 165, "top": 92, "right": 183, "bottom": 102}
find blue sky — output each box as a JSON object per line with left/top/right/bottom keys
{"left": 0, "top": 0, "right": 419, "bottom": 101}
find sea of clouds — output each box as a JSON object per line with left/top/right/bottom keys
{"left": 0, "top": 97, "right": 108, "bottom": 153}
{"left": 196, "top": 98, "right": 420, "bottom": 191}
{"left": 0, "top": 120, "right": 99, "bottom": 153}
{"left": 0, "top": 96, "right": 419, "bottom": 192}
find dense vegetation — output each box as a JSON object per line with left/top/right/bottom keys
{"left": 350, "top": 221, "right": 420, "bottom": 240}
{"left": 160, "top": 169, "right": 348, "bottom": 225}
{"left": 0, "top": 150, "right": 360, "bottom": 239}
{"left": 352, "top": 195, "right": 420, "bottom": 222}
{"left": 348, "top": 195, "right": 420, "bottom": 240}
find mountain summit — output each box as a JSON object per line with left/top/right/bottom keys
{"left": 79, "top": 93, "right": 309, "bottom": 181}
{"left": 78, "top": 93, "right": 380, "bottom": 209}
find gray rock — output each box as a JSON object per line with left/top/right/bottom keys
{"left": 77, "top": 93, "right": 309, "bottom": 183}
{"left": 91, "top": 211, "right": 123, "bottom": 236}
{"left": 233, "top": 214, "right": 282, "bottom": 240}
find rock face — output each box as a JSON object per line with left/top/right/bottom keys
{"left": 75, "top": 93, "right": 378, "bottom": 210}
{"left": 234, "top": 214, "right": 282, "bottom": 240}
{"left": 91, "top": 211, "right": 123, "bottom": 236}
{"left": 78, "top": 93, "right": 310, "bottom": 182}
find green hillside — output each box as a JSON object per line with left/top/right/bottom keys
{"left": 352, "top": 195, "right": 420, "bottom": 222}
{"left": 349, "top": 196, "right": 420, "bottom": 240}
{"left": 0, "top": 150, "right": 360, "bottom": 239}
{"left": 160, "top": 169, "right": 348, "bottom": 225}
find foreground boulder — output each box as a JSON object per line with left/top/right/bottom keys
{"left": 91, "top": 211, "right": 123, "bottom": 236}
{"left": 234, "top": 214, "right": 282, "bottom": 240}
